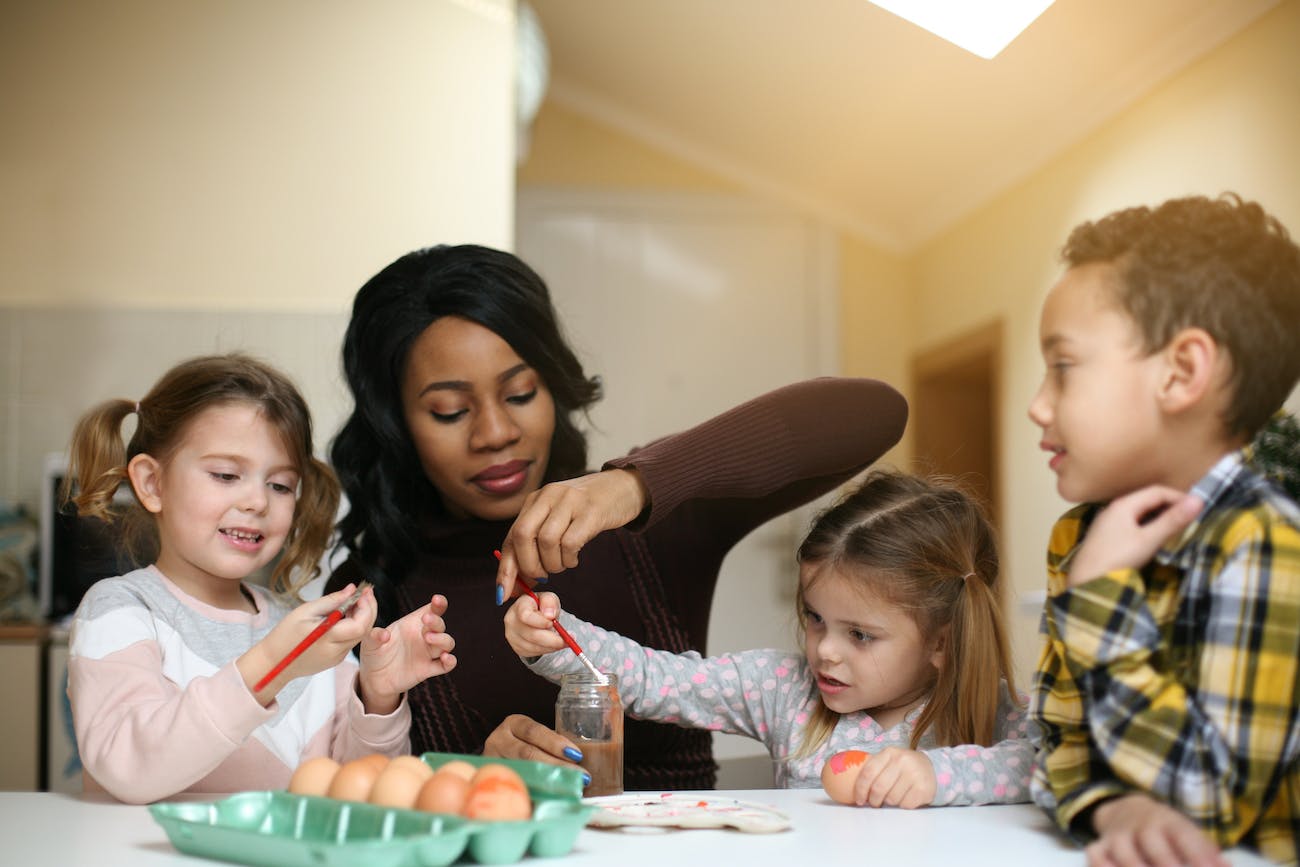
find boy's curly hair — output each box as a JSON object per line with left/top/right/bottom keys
{"left": 1062, "top": 193, "right": 1300, "bottom": 438}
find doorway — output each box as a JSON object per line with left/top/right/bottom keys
{"left": 910, "top": 321, "right": 1002, "bottom": 530}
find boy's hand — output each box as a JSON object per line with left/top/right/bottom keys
{"left": 850, "top": 747, "right": 936, "bottom": 808}
{"left": 357, "top": 594, "right": 456, "bottom": 715}
{"left": 503, "top": 591, "right": 568, "bottom": 658}
{"left": 1068, "top": 487, "right": 1203, "bottom": 587}
{"left": 1088, "top": 793, "right": 1229, "bottom": 867}
{"left": 238, "top": 583, "right": 377, "bottom": 704}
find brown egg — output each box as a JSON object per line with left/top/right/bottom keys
{"left": 415, "top": 771, "right": 471, "bottom": 814}
{"left": 820, "top": 749, "right": 870, "bottom": 805}
{"left": 434, "top": 760, "right": 477, "bottom": 782}
{"left": 369, "top": 763, "right": 426, "bottom": 810}
{"left": 387, "top": 755, "right": 435, "bottom": 782}
{"left": 357, "top": 753, "right": 391, "bottom": 774}
{"left": 287, "top": 756, "right": 340, "bottom": 797}
{"left": 463, "top": 764, "right": 531, "bottom": 821}
{"left": 327, "top": 757, "right": 384, "bottom": 802}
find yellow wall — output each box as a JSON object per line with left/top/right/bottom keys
{"left": 519, "top": 101, "right": 741, "bottom": 192}
{"left": 519, "top": 100, "right": 914, "bottom": 465}
{"left": 0, "top": 0, "right": 515, "bottom": 311}
{"left": 911, "top": 0, "right": 1300, "bottom": 679}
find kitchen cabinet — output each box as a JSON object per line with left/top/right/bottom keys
{"left": 0, "top": 624, "right": 45, "bottom": 790}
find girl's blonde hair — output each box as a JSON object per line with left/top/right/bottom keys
{"left": 793, "top": 469, "right": 1018, "bottom": 756}
{"left": 65, "top": 353, "right": 341, "bottom": 596}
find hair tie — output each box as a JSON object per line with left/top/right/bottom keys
{"left": 134, "top": 401, "right": 141, "bottom": 415}
{"left": 961, "top": 571, "right": 976, "bottom": 586}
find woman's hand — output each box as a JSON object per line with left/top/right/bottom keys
{"left": 1068, "top": 487, "right": 1202, "bottom": 587}
{"left": 1088, "top": 793, "right": 1228, "bottom": 867}
{"left": 238, "top": 583, "right": 377, "bottom": 705}
{"left": 850, "top": 747, "right": 936, "bottom": 808}
{"left": 482, "top": 714, "right": 588, "bottom": 771}
{"left": 357, "top": 594, "right": 457, "bottom": 715}
{"left": 496, "top": 468, "right": 649, "bottom": 599}
{"left": 503, "top": 591, "right": 567, "bottom": 658}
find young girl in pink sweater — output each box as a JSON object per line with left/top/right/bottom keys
{"left": 65, "top": 353, "right": 456, "bottom": 803}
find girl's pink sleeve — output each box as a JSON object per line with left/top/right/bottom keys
{"left": 69, "top": 643, "right": 275, "bottom": 804}
{"left": 328, "top": 661, "right": 412, "bottom": 761}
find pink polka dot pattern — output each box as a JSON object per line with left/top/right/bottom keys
{"left": 527, "top": 611, "right": 1034, "bottom": 805}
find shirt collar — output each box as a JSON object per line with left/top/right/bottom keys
{"left": 1155, "top": 449, "right": 1246, "bottom": 568}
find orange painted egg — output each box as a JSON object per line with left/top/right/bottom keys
{"left": 463, "top": 764, "right": 531, "bottom": 821}
{"left": 287, "top": 756, "right": 340, "bottom": 797}
{"left": 820, "top": 749, "right": 870, "bottom": 805}
{"left": 469, "top": 764, "right": 527, "bottom": 791}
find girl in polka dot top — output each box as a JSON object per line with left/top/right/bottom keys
{"left": 504, "top": 469, "right": 1031, "bottom": 807}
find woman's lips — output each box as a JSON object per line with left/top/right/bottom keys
{"left": 471, "top": 460, "right": 531, "bottom": 495}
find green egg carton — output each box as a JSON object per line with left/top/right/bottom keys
{"left": 148, "top": 752, "right": 594, "bottom": 866}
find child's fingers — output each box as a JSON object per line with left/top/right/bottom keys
{"left": 425, "top": 630, "right": 455, "bottom": 655}
{"left": 360, "top": 625, "right": 391, "bottom": 655}
{"left": 1141, "top": 492, "right": 1203, "bottom": 539}
{"left": 508, "top": 594, "right": 554, "bottom": 629}
{"left": 852, "top": 756, "right": 882, "bottom": 805}
{"left": 421, "top": 609, "right": 449, "bottom": 635}
{"left": 432, "top": 652, "right": 457, "bottom": 676}
{"left": 862, "top": 755, "right": 902, "bottom": 807}
{"left": 348, "top": 590, "right": 379, "bottom": 628}
{"left": 534, "top": 590, "right": 562, "bottom": 619}
{"left": 299, "top": 583, "right": 357, "bottom": 618}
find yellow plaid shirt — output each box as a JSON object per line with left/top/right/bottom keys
{"left": 1030, "top": 450, "right": 1300, "bottom": 864}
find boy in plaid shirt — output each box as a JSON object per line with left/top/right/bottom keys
{"left": 1027, "top": 194, "right": 1300, "bottom": 866}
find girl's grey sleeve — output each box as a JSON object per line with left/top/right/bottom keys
{"left": 526, "top": 613, "right": 797, "bottom": 749}
{"left": 924, "top": 686, "right": 1034, "bottom": 806}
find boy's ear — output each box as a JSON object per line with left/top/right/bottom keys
{"left": 1157, "top": 327, "right": 1221, "bottom": 413}
{"left": 127, "top": 454, "right": 165, "bottom": 513}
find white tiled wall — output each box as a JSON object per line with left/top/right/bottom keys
{"left": 0, "top": 306, "right": 351, "bottom": 513}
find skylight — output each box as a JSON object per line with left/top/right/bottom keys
{"left": 868, "top": 0, "right": 1056, "bottom": 59}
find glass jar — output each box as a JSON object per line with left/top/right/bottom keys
{"left": 555, "top": 671, "right": 623, "bottom": 797}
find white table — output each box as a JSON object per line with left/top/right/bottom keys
{"left": 0, "top": 789, "right": 1273, "bottom": 866}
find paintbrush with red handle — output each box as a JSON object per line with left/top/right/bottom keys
{"left": 495, "top": 550, "right": 608, "bottom": 684}
{"left": 254, "top": 582, "right": 370, "bottom": 692}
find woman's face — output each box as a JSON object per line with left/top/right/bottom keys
{"left": 401, "top": 315, "right": 557, "bottom": 521}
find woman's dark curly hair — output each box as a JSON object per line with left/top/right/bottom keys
{"left": 331, "top": 244, "right": 602, "bottom": 582}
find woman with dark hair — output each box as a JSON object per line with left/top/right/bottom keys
{"left": 327, "top": 243, "right": 908, "bottom": 790}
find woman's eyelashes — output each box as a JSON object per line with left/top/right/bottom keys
{"left": 505, "top": 388, "right": 538, "bottom": 406}
{"left": 430, "top": 389, "right": 538, "bottom": 424}
{"left": 430, "top": 408, "right": 468, "bottom": 423}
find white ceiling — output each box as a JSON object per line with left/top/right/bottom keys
{"left": 530, "top": 0, "right": 1280, "bottom": 251}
